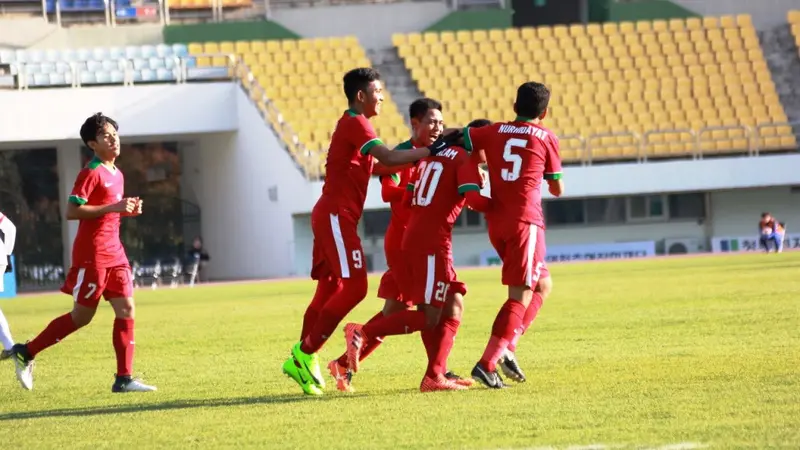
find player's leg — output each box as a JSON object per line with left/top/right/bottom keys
{"left": 10, "top": 267, "right": 103, "bottom": 390}
{"left": 345, "top": 252, "right": 445, "bottom": 373}
{"left": 106, "top": 266, "right": 155, "bottom": 393}
{"left": 500, "top": 273, "right": 551, "bottom": 383}
{"left": 425, "top": 279, "right": 473, "bottom": 389}
{"left": 473, "top": 223, "right": 542, "bottom": 389}
{"left": 301, "top": 273, "right": 342, "bottom": 341}
{"left": 289, "top": 210, "right": 368, "bottom": 394}
{"left": 0, "top": 307, "right": 15, "bottom": 359}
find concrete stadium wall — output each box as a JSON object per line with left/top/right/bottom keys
{"left": 271, "top": 2, "right": 450, "bottom": 49}
{"left": 709, "top": 187, "right": 800, "bottom": 236}
{"left": 162, "top": 21, "right": 299, "bottom": 44}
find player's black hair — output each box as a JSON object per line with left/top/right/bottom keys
{"left": 779, "top": 222, "right": 786, "bottom": 227}
{"left": 79, "top": 112, "right": 118, "bottom": 147}
{"left": 343, "top": 67, "right": 381, "bottom": 103}
{"left": 514, "top": 82, "right": 550, "bottom": 119}
{"left": 408, "top": 98, "right": 442, "bottom": 120}
{"left": 761, "top": 212, "right": 770, "bottom": 218}
{"left": 467, "top": 119, "right": 492, "bottom": 128}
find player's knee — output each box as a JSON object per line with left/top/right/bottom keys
{"left": 535, "top": 276, "right": 553, "bottom": 298}
{"left": 444, "top": 293, "right": 464, "bottom": 320}
{"left": 110, "top": 297, "right": 135, "bottom": 319}
{"left": 422, "top": 306, "right": 442, "bottom": 330}
{"left": 342, "top": 275, "right": 368, "bottom": 300}
{"left": 508, "top": 285, "right": 533, "bottom": 302}
{"left": 70, "top": 305, "right": 96, "bottom": 328}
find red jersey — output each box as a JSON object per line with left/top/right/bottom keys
{"left": 68, "top": 157, "right": 128, "bottom": 268}
{"left": 465, "top": 119, "right": 562, "bottom": 228}
{"left": 382, "top": 139, "right": 418, "bottom": 250}
{"left": 319, "top": 109, "right": 382, "bottom": 219}
{"left": 402, "top": 146, "right": 483, "bottom": 252}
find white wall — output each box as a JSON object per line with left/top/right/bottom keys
{"left": 272, "top": 2, "right": 450, "bottom": 49}
{"left": 180, "top": 88, "right": 312, "bottom": 280}
{"left": 0, "top": 83, "right": 238, "bottom": 143}
{"left": 673, "top": 0, "right": 796, "bottom": 29}
{"left": 55, "top": 141, "right": 83, "bottom": 268}
{"left": 710, "top": 187, "right": 800, "bottom": 237}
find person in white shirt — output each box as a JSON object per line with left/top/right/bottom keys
{"left": 0, "top": 211, "right": 18, "bottom": 360}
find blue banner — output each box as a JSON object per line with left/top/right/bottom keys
{"left": 0, "top": 255, "right": 17, "bottom": 299}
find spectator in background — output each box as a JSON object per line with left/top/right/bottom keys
{"left": 759, "top": 212, "right": 785, "bottom": 253}
{"left": 188, "top": 236, "right": 210, "bottom": 283}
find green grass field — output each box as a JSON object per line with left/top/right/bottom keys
{"left": 1, "top": 253, "right": 798, "bottom": 449}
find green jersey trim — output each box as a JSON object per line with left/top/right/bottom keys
{"left": 360, "top": 138, "right": 384, "bottom": 155}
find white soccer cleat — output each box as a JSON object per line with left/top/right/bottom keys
{"left": 112, "top": 377, "right": 157, "bottom": 393}
{"left": 10, "top": 344, "right": 34, "bottom": 391}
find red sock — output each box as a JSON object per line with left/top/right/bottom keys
{"left": 301, "top": 277, "right": 367, "bottom": 354}
{"left": 431, "top": 318, "right": 460, "bottom": 376}
{"left": 507, "top": 292, "right": 543, "bottom": 352}
{"left": 27, "top": 313, "right": 79, "bottom": 358}
{"left": 301, "top": 276, "right": 342, "bottom": 340}
{"left": 421, "top": 328, "right": 439, "bottom": 377}
{"left": 362, "top": 310, "right": 428, "bottom": 339}
{"left": 336, "top": 311, "right": 385, "bottom": 367}
{"left": 479, "top": 300, "right": 525, "bottom": 371}
{"left": 113, "top": 318, "right": 135, "bottom": 377}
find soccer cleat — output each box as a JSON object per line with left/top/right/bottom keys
{"left": 112, "top": 375, "right": 157, "bottom": 393}
{"left": 498, "top": 350, "right": 527, "bottom": 383}
{"left": 420, "top": 374, "right": 468, "bottom": 392}
{"left": 291, "top": 341, "right": 325, "bottom": 389}
{"left": 10, "top": 343, "right": 34, "bottom": 391}
{"left": 0, "top": 349, "right": 11, "bottom": 361}
{"left": 343, "top": 323, "right": 366, "bottom": 373}
{"left": 282, "top": 356, "right": 323, "bottom": 396}
{"left": 471, "top": 362, "right": 506, "bottom": 389}
{"left": 445, "top": 371, "right": 475, "bottom": 387}
{"left": 327, "top": 360, "right": 355, "bottom": 393}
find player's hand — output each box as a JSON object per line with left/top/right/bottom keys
{"left": 428, "top": 130, "right": 463, "bottom": 156}
{"left": 132, "top": 197, "right": 143, "bottom": 216}
{"left": 111, "top": 197, "right": 138, "bottom": 214}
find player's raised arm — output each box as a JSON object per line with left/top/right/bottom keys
{"left": 368, "top": 130, "right": 462, "bottom": 166}
{"left": 544, "top": 134, "right": 564, "bottom": 197}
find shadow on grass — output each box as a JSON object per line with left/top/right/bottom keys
{"left": 0, "top": 388, "right": 420, "bottom": 421}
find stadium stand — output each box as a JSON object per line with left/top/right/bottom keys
{"left": 790, "top": 10, "right": 800, "bottom": 47}
{"left": 0, "top": 44, "right": 190, "bottom": 87}
{"left": 394, "top": 14, "right": 797, "bottom": 163}
{"left": 188, "top": 37, "right": 410, "bottom": 174}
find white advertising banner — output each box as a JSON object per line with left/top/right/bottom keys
{"left": 710, "top": 233, "right": 800, "bottom": 253}
{"left": 479, "top": 241, "right": 657, "bottom": 266}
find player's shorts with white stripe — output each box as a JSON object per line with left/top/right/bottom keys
{"left": 310, "top": 201, "right": 367, "bottom": 281}
{"left": 402, "top": 249, "right": 457, "bottom": 308}
{"left": 487, "top": 220, "right": 549, "bottom": 288}
{"left": 60, "top": 265, "right": 133, "bottom": 308}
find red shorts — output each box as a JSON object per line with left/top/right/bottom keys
{"left": 310, "top": 202, "right": 366, "bottom": 281}
{"left": 60, "top": 265, "right": 133, "bottom": 308}
{"left": 377, "top": 247, "right": 404, "bottom": 301}
{"left": 488, "top": 220, "right": 549, "bottom": 288}
{"left": 402, "top": 249, "right": 458, "bottom": 308}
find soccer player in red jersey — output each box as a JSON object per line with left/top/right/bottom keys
{"left": 327, "top": 99, "right": 473, "bottom": 392}
{"left": 282, "top": 68, "right": 462, "bottom": 396}
{"left": 10, "top": 113, "right": 157, "bottom": 393}
{"left": 461, "top": 82, "right": 564, "bottom": 388}
{"left": 343, "top": 119, "right": 491, "bottom": 392}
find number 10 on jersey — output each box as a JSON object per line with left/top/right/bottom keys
{"left": 413, "top": 161, "right": 444, "bottom": 206}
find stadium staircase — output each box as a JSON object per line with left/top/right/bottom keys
{"left": 760, "top": 21, "right": 800, "bottom": 141}
{"left": 368, "top": 47, "right": 423, "bottom": 127}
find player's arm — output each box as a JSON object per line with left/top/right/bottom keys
{"left": 373, "top": 162, "right": 413, "bottom": 176}
{"left": 66, "top": 170, "right": 137, "bottom": 220}
{"left": 461, "top": 125, "right": 492, "bottom": 165}
{"left": 380, "top": 174, "right": 405, "bottom": 203}
{"left": 458, "top": 160, "right": 491, "bottom": 212}
{"left": 0, "top": 213, "right": 17, "bottom": 255}
{"left": 402, "top": 168, "right": 421, "bottom": 207}
{"left": 544, "top": 135, "right": 564, "bottom": 197}
{"left": 358, "top": 123, "right": 462, "bottom": 166}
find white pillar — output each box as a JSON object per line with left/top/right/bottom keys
{"left": 57, "top": 141, "right": 83, "bottom": 270}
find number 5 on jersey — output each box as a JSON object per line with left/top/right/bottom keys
{"left": 502, "top": 138, "right": 525, "bottom": 182}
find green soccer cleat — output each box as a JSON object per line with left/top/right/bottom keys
{"left": 282, "top": 356, "right": 323, "bottom": 396}
{"left": 291, "top": 341, "right": 325, "bottom": 389}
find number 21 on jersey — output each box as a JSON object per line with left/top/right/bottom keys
{"left": 413, "top": 160, "right": 444, "bottom": 206}
{"left": 502, "top": 138, "right": 525, "bottom": 182}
